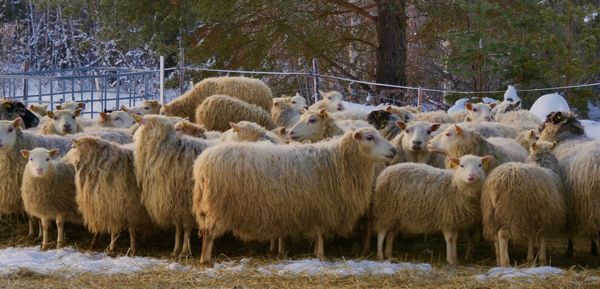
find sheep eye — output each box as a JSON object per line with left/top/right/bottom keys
{"left": 29, "top": 158, "right": 32, "bottom": 161}
{"left": 46, "top": 158, "right": 49, "bottom": 161}
{"left": 426, "top": 130, "right": 431, "bottom": 134}
{"left": 308, "top": 118, "right": 317, "bottom": 124}
{"left": 72, "top": 116, "right": 76, "bottom": 119}
{"left": 366, "top": 135, "right": 374, "bottom": 141}
{"left": 114, "top": 117, "right": 120, "bottom": 121}
{"left": 54, "top": 117, "right": 58, "bottom": 120}
{"left": 445, "top": 133, "right": 451, "bottom": 137}
{"left": 473, "top": 108, "right": 478, "bottom": 112}
{"left": 327, "top": 97, "right": 332, "bottom": 100}
{"left": 460, "top": 165, "right": 464, "bottom": 168}
{"left": 478, "top": 164, "right": 482, "bottom": 167}
{"left": 292, "top": 101, "right": 296, "bottom": 104}
{"left": 405, "top": 130, "right": 411, "bottom": 134}
{"left": 8, "top": 128, "right": 13, "bottom": 133}
{"left": 144, "top": 107, "right": 150, "bottom": 110}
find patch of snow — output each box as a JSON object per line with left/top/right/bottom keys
{"left": 529, "top": 93, "right": 570, "bottom": 121}
{"left": 482, "top": 97, "right": 499, "bottom": 104}
{"left": 584, "top": 12, "right": 598, "bottom": 23}
{"left": 504, "top": 85, "right": 521, "bottom": 103}
{"left": 341, "top": 101, "right": 388, "bottom": 113}
{"left": 580, "top": 120, "right": 600, "bottom": 140}
{"left": 588, "top": 101, "right": 600, "bottom": 121}
{"left": 476, "top": 266, "right": 565, "bottom": 280}
{"left": 447, "top": 98, "right": 470, "bottom": 114}
{"left": 0, "top": 246, "right": 166, "bottom": 277}
{"left": 256, "top": 259, "right": 432, "bottom": 277}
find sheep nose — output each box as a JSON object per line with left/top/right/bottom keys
{"left": 390, "top": 148, "right": 397, "bottom": 155}
{"left": 413, "top": 141, "right": 422, "bottom": 145}
{"left": 288, "top": 131, "right": 295, "bottom": 136}
{"left": 36, "top": 168, "right": 44, "bottom": 174}
{"left": 63, "top": 124, "right": 71, "bottom": 129}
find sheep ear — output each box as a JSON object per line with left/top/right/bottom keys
{"left": 319, "top": 108, "right": 328, "bottom": 118}
{"left": 74, "top": 108, "right": 82, "bottom": 117}
{"left": 278, "top": 127, "right": 287, "bottom": 135}
{"left": 449, "top": 157, "right": 460, "bottom": 168}
{"left": 183, "top": 117, "right": 190, "bottom": 122}
{"left": 528, "top": 130, "right": 535, "bottom": 137}
{"left": 150, "top": 100, "right": 159, "bottom": 106}
{"left": 99, "top": 112, "right": 108, "bottom": 120}
{"left": 47, "top": 111, "right": 54, "bottom": 118}
{"left": 29, "top": 104, "right": 35, "bottom": 110}
{"left": 77, "top": 103, "right": 85, "bottom": 109}
{"left": 431, "top": 123, "right": 441, "bottom": 132}
{"left": 13, "top": 118, "right": 22, "bottom": 128}
{"left": 120, "top": 105, "right": 129, "bottom": 112}
{"left": 21, "top": 150, "right": 30, "bottom": 159}
{"left": 513, "top": 100, "right": 521, "bottom": 108}
{"left": 56, "top": 105, "right": 63, "bottom": 110}
{"left": 230, "top": 122, "right": 240, "bottom": 132}
{"left": 465, "top": 103, "right": 473, "bottom": 111}
{"left": 395, "top": 121, "right": 407, "bottom": 130}
{"left": 465, "top": 116, "right": 472, "bottom": 122}
{"left": 49, "top": 149, "right": 59, "bottom": 158}
{"left": 481, "top": 155, "right": 494, "bottom": 165}
{"left": 385, "top": 105, "right": 393, "bottom": 112}
{"left": 72, "top": 139, "right": 81, "bottom": 148}
{"left": 531, "top": 142, "right": 538, "bottom": 151}
{"left": 454, "top": 125, "right": 463, "bottom": 135}
{"left": 551, "top": 141, "right": 557, "bottom": 149}
{"left": 132, "top": 114, "right": 144, "bottom": 124}
{"left": 352, "top": 131, "right": 362, "bottom": 141}
{"left": 489, "top": 103, "right": 497, "bottom": 109}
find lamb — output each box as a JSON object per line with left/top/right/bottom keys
{"left": 389, "top": 121, "right": 445, "bottom": 167}
{"left": 68, "top": 137, "right": 150, "bottom": 256}
{"left": 41, "top": 109, "right": 84, "bottom": 135}
{"left": 20, "top": 148, "right": 81, "bottom": 250}
{"left": 220, "top": 121, "right": 284, "bottom": 144}
{"left": 415, "top": 110, "right": 455, "bottom": 123}
{"left": 134, "top": 115, "right": 214, "bottom": 257}
{"left": 373, "top": 155, "right": 492, "bottom": 263}
{"left": 464, "top": 102, "right": 496, "bottom": 122}
{"left": 427, "top": 125, "right": 527, "bottom": 171}
{"left": 56, "top": 101, "right": 85, "bottom": 111}
{"left": 195, "top": 95, "right": 276, "bottom": 132}
{"left": 288, "top": 109, "right": 343, "bottom": 142}
{"left": 308, "top": 90, "right": 344, "bottom": 112}
{"left": 539, "top": 111, "right": 600, "bottom": 257}
{"left": 98, "top": 111, "right": 137, "bottom": 129}
{"left": 481, "top": 141, "right": 565, "bottom": 266}
{"left": 121, "top": 99, "right": 163, "bottom": 116}
{"left": 271, "top": 97, "right": 301, "bottom": 128}
{"left": 160, "top": 76, "right": 273, "bottom": 121}
{"left": 193, "top": 127, "right": 396, "bottom": 264}
{"left": 516, "top": 129, "right": 540, "bottom": 150}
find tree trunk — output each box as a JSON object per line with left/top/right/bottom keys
{"left": 375, "top": 0, "right": 406, "bottom": 86}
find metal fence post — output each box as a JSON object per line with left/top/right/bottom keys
{"left": 159, "top": 56, "right": 165, "bottom": 104}
{"left": 417, "top": 87, "right": 423, "bottom": 107}
{"left": 311, "top": 58, "right": 320, "bottom": 103}
{"left": 179, "top": 38, "right": 185, "bottom": 95}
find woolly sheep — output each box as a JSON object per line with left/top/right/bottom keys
{"left": 288, "top": 109, "right": 343, "bottom": 142}
{"left": 495, "top": 110, "right": 541, "bottom": 133}
{"left": 134, "top": 115, "right": 214, "bottom": 257}
{"left": 121, "top": 99, "right": 162, "bottom": 116}
{"left": 458, "top": 121, "right": 518, "bottom": 138}
{"left": 516, "top": 129, "right": 540, "bottom": 150}
{"left": 271, "top": 97, "right": 301, "bottom": 128}
{"left": 373, "top": 155, "right": 492, "bottom": 263}
{"left": 415, "top": 111, "right": 456, "bottom": 124}
{"left": 539, "top": 111, "right": 600, "bottom": 257}
{"left": 481, "top": 141, "right": 565, "bottom": 266}
{"left": 427, "top": 125, "right": 527, "bottom": 171}
{"left": 220, "top": 121, "right": 284, "bottom": 144}
{"left": 98, "top": 111, "right": 137, "bottom": 129}
{"left": 390, "top": 121, "right": 444, "bottom": 167}
{"left": 41, "top": 109, "right": 83, "bottom": 135}
{"left": 195, "top": 95, "right": 276, "bottom": 132}
{"left": 383, "top": 106, "right": 416, "bottom": 123}
{"left": 160, "top": 77, "right": 273, "bottom": 121}
{"left": 308, "top": 90, "right": 344, "bottom": 112}
{"left": 56, "top": 101, "right": 85, "bottom": 111}
{"left": 68, "top": 137, "right": 150, "bottom": 255}
{"left": 193, "top": 127, "right": 396, "bottom": 264}
{"left": 20, "top": 148, "right": 80, "bottom": 249}
{"left": 330, "top": 110, "right": 369, "bottom": 121}
{"left": 464, "top": 102, "right": 496, "bottom": 122}
{"left": 174, "top": 119, "right": 206, "bottom": 138}
{"left": 367, "top": 110, "right": 406, "bottom": 140}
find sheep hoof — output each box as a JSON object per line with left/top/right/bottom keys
{"left": 128, "top": 249, "right": 136, "bottom": 257}
{"left": 199, "top": 260, "right": 214, "bottom": 268}
{"left": 56, "top": 242, "right": 64, "bottom": 249}
{"left": 178, "top": 251, "right": 191, "bottom": 259}
{"left": 41, "top": 244, "right": 49, "bottom": 251}
{"left": 277, "top": 252, "right": 287, "bottom": 259}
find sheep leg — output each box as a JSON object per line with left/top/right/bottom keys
{"left": 28, "top": 216, "right": 37, "bottom": 238}
{"left": 315, "top": 232, "right": 325, "bottom": 260}
{"left": 171, "top": 223, "right": 182, "bottom": 257}
{"left": 591, "top": 238, "right": 599, "bottom": 257}
{"left": 564, "top": 238, "right": 574, "bottom": 257}
{"left": 179, "top": 223, "right": 192, "bottom": 258}
{"left": 278, "top": 237, "right": 286, "bottom": 258}
{"left": 442, "top": 230, "right": 456, "bottom": 265}
{"left": 361, "top": 221, "right": 372, "bottom": 256}
{"left": 268, "top": 238, "right": 277, "bottom": 256}
{"left": 108, "top": 231, "right": 117, "bottom": 255}
{"left": 384, "top": 231, "right": 396, "bottom": 259}
{"left": 37, "top": 218, "right": 43, "bottom": 239}
{"left": 451, "top": 231, "right": 459, "bottom": 263}
{"left": 497, "top": 229, "right": 510, "bottom": 267}
{"left": 376, "top": 230, "right": 387, "bottom": 261}
{"left": 56, "top": 216, "right": 65, "bottom": 249}
{"left": 539, "top": 237, "right": 546, "bottom": 266}
{"left": 527, "top": 237, "right": 535, "bottom": 263}
{"left": 88, "top": 233, "right": 98, "bottom": 252}
{"left": 493, "top": 237, "right": 500, "bottom": 266}
{"left": 128, "top": 226, "right": 137, "bottom": 256}
{"left": 199, "top": 232, "right": 214, "bottom": 266}
{"left": 41, "top": 218, "right": 51, "bottom": 250}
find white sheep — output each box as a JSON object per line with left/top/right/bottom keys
{"left": 464, "top": 102, "right": 496, "bottom": 122}
{"left": 41, "top": 109, "right": 83, "bottom": 135}
{"left": 98, "top": 111, "right": 137, "bottom": 129}
{"left": 309, "top": 90, "right": 344, "bottom": 112}
{"left": 390, "top": 121, "right": 445, "bottom": 167}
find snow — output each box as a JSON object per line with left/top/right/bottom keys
{"left": 580, "top": 120, "right": 600, "bottom": 139}
{"left": 584, "top": 12, "right": 598, "bottom": 23}
{"left": 476, "top": 266, "right": 565, "bottom": 280}
{"left": 447, "top": 98, "right": 470, "bottom": 114}
{"left": 504, "top": 85, "right": 521, "bottom": 103}
{"left": 341, "top": 101, "right": 388, "bottom": 113}
{"left": 529, "top": 93, "right": 570, "bottom": 121}
{"left": 482, "top": 97, "right": 499, "bottom": 104}
{"left": 255, "top": 259, "right": 432, "bottom": 277}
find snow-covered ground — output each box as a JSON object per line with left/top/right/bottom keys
{"left": 476, "top": 266, "right": 565, "bottom": 280}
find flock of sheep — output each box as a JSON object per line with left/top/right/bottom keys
{"left": 0, "top": 76, "right": 599, "bottom": 268}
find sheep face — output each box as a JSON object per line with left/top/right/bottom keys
{"left": 57, "top": 101, "right": 84, "bottom": 111}
{"left": 491, "top": 100, "right": 521, "bottom": 117}
{"left": 539, "top": 111, "right": 585, "bottom": 142}
{"left": 288, "top": 109, "right": 331, "bottom": 142}
{"left": 121, "top": 105, "right": 144, "bottom": 116}
{"left": 427, "top": 125, "right": 467, "bottom": 155}
{"left": 228, "top": 121, "right": 265, "bottom": 142}
{"left": 271, "top": 127, "right": 287, "bottom": 138}
{"left": 517, "top": 129, "right": 540, "bottom": 149}
{"left": 0, "top": 119, "right": 21, "bottom": 151}
{"left": 29, "top": 104, "right": 48, "bottom": 116}
{"left": 289, "top": 94, "right": 308, "bottom": 111}
{"left": 46, "top": 109, "right": 81, "bottom": 135}
{"left": 141, "top": 100, "right": 162, "bottom": 115}
{"left": 159, "top": 105, "right": 175, "bottom": 117}
{"left": 367, "top": 110, "right": 393, "bottom": 130}
{"left": 353, "top": 128, "right": 396, "bottom": 161}
{"left": 384, "top": 106, "right": 415, "bottom": 123}
{"left": 100, "top": 111, "right": 136, "bottom": 128}
{"left": 396, "top": 121, "right": 441, "bottom": 152}
{"left": 465, "top": 103, "right": 495, "bottom": 122}
{"left": 318, "top": 90, "right": 344, "bottom": 111}
{"left": 22, "top": 148, "right": 58, "bottom": 177}
{"left": 175, "top": 120, "right": 205, "bottom": 138}
{"left": 449, "top": 155, "right": 491, "bottom": 185}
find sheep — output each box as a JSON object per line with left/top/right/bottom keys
{"left": 28, "top": 104, "right": 48, "bottom": 119}
{"left": 98, "top": 111, "right": 137, "bottom": 129}
{"left": 174, "top": 119, "right": 207, "bottom": 138}
{"left": 160, "top": 77, "right": 273, "bottom": 121}
{"left": 373, "top": 155, "right": 492, "bottom": 263}
{"left": 193, "top": 127, "right": 396, "bottom": 264}
{"left": 464, "top": 102, "right": 496, "bottom": 122}
{"left": 491, "top": 99, "right": 522, "bottom": 118}
{"left": 539, "top": 111, "right": 600, "bottom": 257}
{"left": 134, "top": 115, "right": 214, "bottom": 257}
{"left": 516, "top": 129, "right": 540, "bottom": 150}
{"left": 330, "top": 110, "right": 369, "bottom": 121}
{"left": 121, "top": 99, "right": 162, "bottom": 116}
{"left": 427, "top": 125, "right": 527, "bottom": 171}
{"left": 220, "top": 121, "right": 284, "bottom": 144}
{"left": 481, "top": 141, "right": 565, "bottom": 266}
{"left": 270, "top": 127, "right": 289, "bottom": 140}
{"left": 308, "top": 90, "right": 344, "bottom": 112}
{"left": 386, "top": 104, "right": 421, "bottom": 115}
{"left": 56, "top": 101, "right": 85, "bottom": 111}
{"left": 271, "top": 97, "right": 301, "bottom": 128}
{"left": 274, "top": 93, "right": 307, "bottom": 112}
{"left": 41, "top": 109, "right": 84, "bottom": 135}
{"left": 0, "top": 100, "right": 40, "bottom": 128}
{"left": 449, "top": 110, "right": 469, "bottom": 123}
{"left": 367, "top": 110, "right": 406, "bottom": 140}
{"left": 390, "top": 121, "right": 445, "bottom": 167}
{"left": 414, "top": 110, "right": 456, "bottom": 123}
{"left": 288, "top": 109, "right": 343, "bottom": 142}
{"left": 20, "top": 148, "right": 81, "bottom": 250}
{"left": 383, "top": 106, "right": 416, "bottom": 123}
{"left": 458, "top": 121, "right": 518, "bottom": 138}
{"left": 195, "top": 94, "right": 276, "bottom": 132}
{"left": 68, "top": 137, "right": 150, "bottom": 256}
{"left": 495, "top": 109, "right": 541, "bottom": 133}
